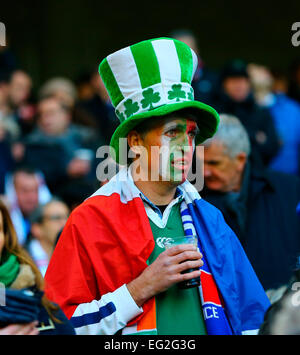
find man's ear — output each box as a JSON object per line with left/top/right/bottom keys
{"left": 127, "top": 130, "right": 144, "bottom": 155}
{"left": 31, "top": 223, "right": 42, "bottom": 241}
{"left": 236, "top": 152, "right": 247, "bottom": 172}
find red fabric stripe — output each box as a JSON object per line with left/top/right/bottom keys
{"left": 45, "top": 193, "right": 155, "bottom": 320}
{"left": 200, "top": 271, "right": 222, "bottom": 306}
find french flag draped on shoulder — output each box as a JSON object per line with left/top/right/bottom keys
{"left": 44, "top": 167, "right": 270, "bottom": 335}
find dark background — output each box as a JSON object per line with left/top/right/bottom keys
{"left": 1, "top": 0, "right": 300, "bottom": 89}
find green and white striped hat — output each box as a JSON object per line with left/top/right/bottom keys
{"left": 99, "top": 37, "right": 219, "bottom": 163}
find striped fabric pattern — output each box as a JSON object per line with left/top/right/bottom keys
{"left": 71, "top": 302, "right": 116, "bottom": 329}
{"left": 180, "top": 201, "right": 233, "bottom": 335}
{"left": 99, "top": 38, "right": 198, "bottom": 122}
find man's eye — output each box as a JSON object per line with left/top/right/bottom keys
{"left": 188, "top": 131, "right": 196, "bottom": 138}
{"left": 166, "top": 129, "right": 177, "bottom": 137}
{"left": 208, "top": 161, "right": 220, "bottom": 166}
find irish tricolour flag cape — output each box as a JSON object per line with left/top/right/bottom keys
{"left": 45, "top": 167, "right": 270, "bottom": 335}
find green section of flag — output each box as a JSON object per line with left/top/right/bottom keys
{"left": 130, "top": 41, "right": 161, "bottom": 89}
{"left": 174, "top": 40, "right": 193, "bottom": 83}
{"left": 125, "top": 330, "right": 158, "bottom": 335}
{"left": 99, "top": 59, "right": 124, "bottom": 107}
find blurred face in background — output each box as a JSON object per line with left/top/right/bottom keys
{"left": 34, "top": 201, "right": 69, "bottom": 247}
{"left": 14, "top": 172, "right": 39, "bottom": 217}
{"left": 203, "top": 141, "right": 247, "bottom": 193}
{"left": 90, "top": 73, "right": 110, "bottom": 102}
{"left": 248, "top": 64, "right": 273, "bottom": 90}
{"left": 0, "top": 82, "right": 9, "bottom": 109}
{"left": 223, "top": 76, "right": 251, "bottom": 102}
{"left": 174, "top": 35, "right": 199, "bottom": 55}
{"left": 38, "top": 97, "right": 71, "bottom": 136}
{"left": 8, "top": 70, "right": 32, "bottom": 107}
{"left": 50, "top": 89, "right": 75, "bottom": 108}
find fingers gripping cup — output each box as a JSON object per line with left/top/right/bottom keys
{"left": 163, "top": 235, "right": 201, "bottom": 289}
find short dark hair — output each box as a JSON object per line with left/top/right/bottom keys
{"left": 13, "top": 165, "right": 39, "bottom": 177}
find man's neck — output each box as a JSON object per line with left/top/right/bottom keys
{"left": 135, "top": 180, "right": 177, "bottom": 206}
{"left": 132, "top": 169, "right": 177, "bottom": 206}
{"left": 39, "top": 239, "right": 53, "bottom": 259}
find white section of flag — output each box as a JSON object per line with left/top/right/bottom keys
{"left": 151, "top": 39, "right": 181, "bottom": 86}
{"left": 191, "top": 50, "right": 198, "bottom": 78}
{"left": 107, "top": 46, "right": 141, "bottom": 98}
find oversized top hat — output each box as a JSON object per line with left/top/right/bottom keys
{"left": 99, "top": 37, "right": 219, "bottom": 163}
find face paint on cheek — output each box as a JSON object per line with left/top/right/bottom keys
{"left": 175, "top": 121, "right": 195, "bottom": 165}
{"left": 154, "top": 120, "right": 197, "bottom": 183}
{"left": 146, "top": 126, "right": 172, "bottom": 182}
{"left": 159, "top": 135, "right": 172, "bottom": 180}
{"left": 160, "top": 133, "right": 190, "bottom": 183}
{"left": 186, "top": 120, "right": 197, "bottom": 157}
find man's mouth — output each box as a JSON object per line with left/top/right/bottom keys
{"left": 171, "top": 159, "right": 191, "bottom": 170}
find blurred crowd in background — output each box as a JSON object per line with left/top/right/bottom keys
{"left": 1, "top": 29, "right": 300, "bottom": 321}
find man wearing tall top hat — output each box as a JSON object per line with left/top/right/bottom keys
{"left": 45, "top": 38, "right": 270, "bottom": 335}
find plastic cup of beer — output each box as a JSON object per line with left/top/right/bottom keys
{"left": 163, "top": 235, "right": 201, "bottom": 289}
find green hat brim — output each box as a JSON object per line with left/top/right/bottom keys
{"left": 110, "top": 100, "right": 220, "bottom": 164}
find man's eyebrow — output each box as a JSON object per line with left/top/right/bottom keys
{"left": 163, "top": 122, "right": 200, "bottom": 133}
{"left": 205, "top": 159, "right": 221, "bottom": 165}
{"left": 163, "top": 122, "right": 183, "bottom": 130}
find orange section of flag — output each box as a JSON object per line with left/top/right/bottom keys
{"left": 137, "top": 297, "right": 156, "bottom": 331}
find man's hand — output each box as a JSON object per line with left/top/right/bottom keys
{"left": 0, "top": 322, "right": 39, "bottom": 335}
{"left": 127, "top": 244, "right": 203, "bottom": 307}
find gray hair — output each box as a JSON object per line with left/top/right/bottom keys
{"left": 203, "top": 114, "right": 251, "bottom": 158}
{"left": 269, "top": 291, "right": 300, "bottom": 335}
{"left": 38, "top": 77, "right": 77, "bottom": 101}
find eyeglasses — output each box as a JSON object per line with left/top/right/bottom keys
{"left": 43, "top": 214, "right": 69, "bottom": 222}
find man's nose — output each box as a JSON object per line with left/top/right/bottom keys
{"left": 177, "top": 134, "right": 194, "bottom": 152}
{"left": 203, "top": 164, "right": 211, "bottom": 177}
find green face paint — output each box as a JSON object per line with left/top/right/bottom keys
{"left": 158, "top": 119, "right": 198, "bottom": 183}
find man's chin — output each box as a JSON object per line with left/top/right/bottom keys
{"left": 169, "top": 171, "right": 189, "bottom": 185}
{"left": 205, "top": 182, "right": 223, "bottom": 192}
